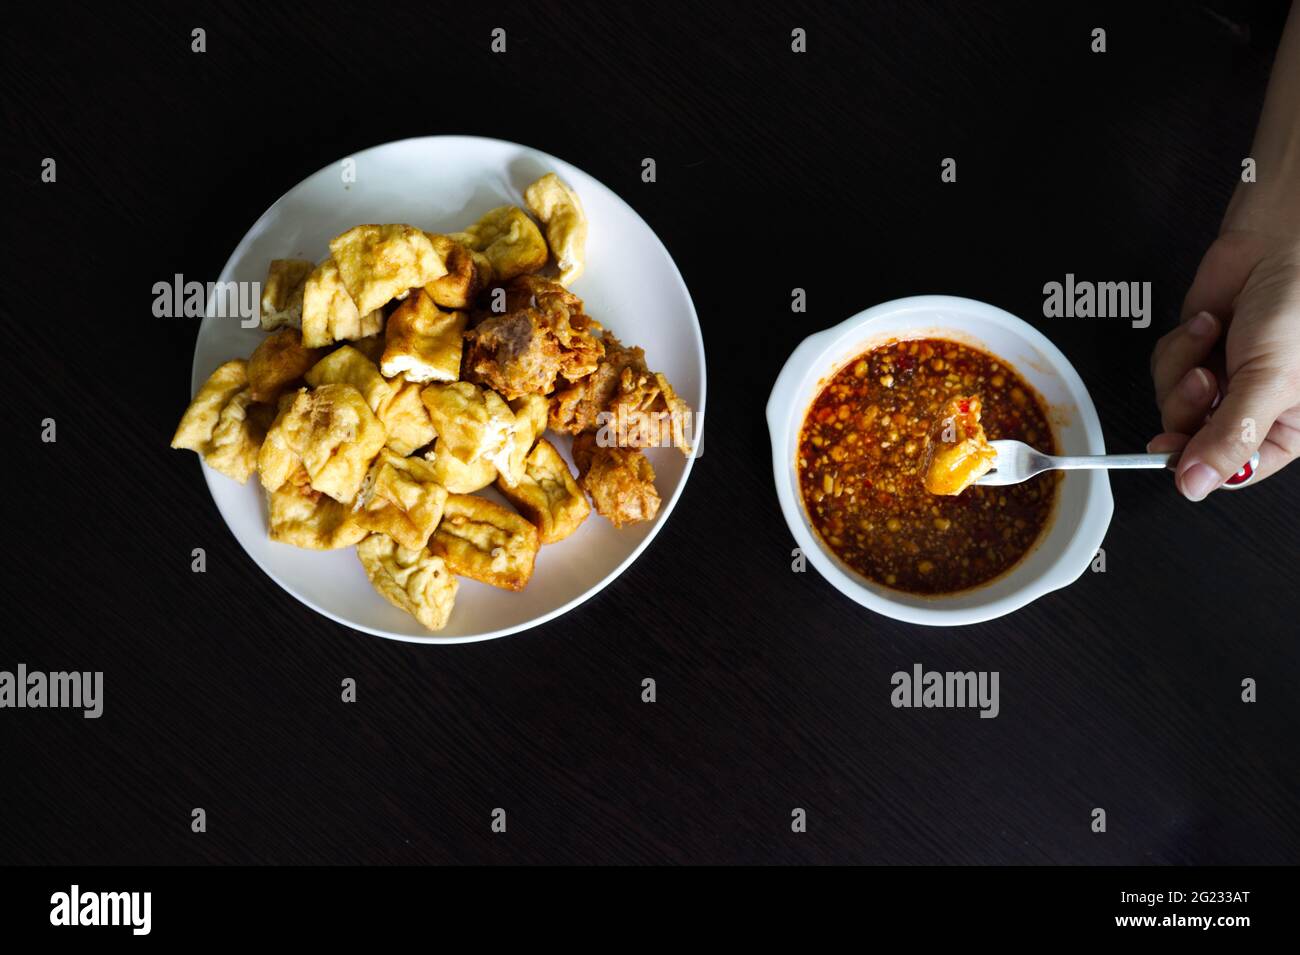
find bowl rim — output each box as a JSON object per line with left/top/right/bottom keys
{"left": 766, "top": 294, "right": 1113, "bottom": 626}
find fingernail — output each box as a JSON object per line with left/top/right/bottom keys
{"left": 1187, "top": 312, "right": 1217, "bottom": 337}
{"left": 1180, "top": 462, "right": 1220, "bottom": 502}
{"left": 1179, "top": 367, "right": 1213, "bottom": 400}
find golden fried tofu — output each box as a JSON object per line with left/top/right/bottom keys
{"left": 572, "top": 433, "right": 661, "bottom": 528}
{"left": 449, "top": 206, "right": 547, "bottom": 281}
{"left": 424, "top": 233, "right": 492, "bottom": 309}
{"left": 380, "top": 289, "right": 467, "bottom": 383}
{"left": 420, "top": 381, "right": 515, "bottom": 466}
{"left": 497, "top": 393, "right": 550, "bottom": 487}
{"left": 429, "top": 494, "right": 540, "bottom": 591}
{"left": 922, "top": 395, "right": 997, "bottom": 496}
{"left": 496, "top": 438, "right": 590, "bottom": 544}
{"left": 356, "top": 533, "right": 459, "bottom": 632}
{"left": 301, "top": 257, "right": 384, "bottom": 348}
{"left": 353, "top": 449, "right": 449, "bottom": 551}
{"left": 172, "top": 359, "right": 266, "bottom": 483}
{"left": 247, "top": 328, "right": 323, "bottom": 403}
{"left": 549, "top": 333, "right": 645, "bottom": 434}
{"left": 267, "top": 471, "right": 368, "bottom": 550}
{"left": 424, "top": 444, "right": 498, "bottom": 494}
{"left": 523, "top": 173, "right": 587, "bottom": 286}
{"left": 258, "top": 384, "right": 386, "bottom": 502}
{"left": 604, "top": 367, "right": 694, "bottom": 455}
{"left": 304, "top": 345, "right": 393, "bottom": 415}
{"left": 377, "top": 380, "right": 436, "bottom": 456}
{"left": 260, "top": 259, "right": 314, "bottom": 331}
{"left": 350, "top": 334, "right": 386, "bottom": 365}
{"left": 328, "top": 224, "right": 447, "bottom": 316}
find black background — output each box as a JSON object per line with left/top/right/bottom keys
{"left": 3, "top": 0, "right": 1298, "bottom": 865}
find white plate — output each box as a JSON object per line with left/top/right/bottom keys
{"left": 191, "top": 136, "right": 706, "bottom": 643}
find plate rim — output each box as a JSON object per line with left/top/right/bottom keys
{"left": 190, "top": 134, "right": 708, "bottom": 644}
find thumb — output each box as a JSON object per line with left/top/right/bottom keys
{"left": 1175, "top": 365, "right": 1287, "bottom": 501}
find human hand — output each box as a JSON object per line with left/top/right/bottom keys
{"left": 1149, "top": 229, "right": 1300, "bottom": 500}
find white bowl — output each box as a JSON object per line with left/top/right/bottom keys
{"left": 766, "top": 295, "right": 1113, "bottom": 626}
{"left": 191, "top": 135, "right": 705, "bottom": 644}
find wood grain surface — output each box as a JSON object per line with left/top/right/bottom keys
{"left": 2, "top": 0, "right": 1297, "bottom": 865}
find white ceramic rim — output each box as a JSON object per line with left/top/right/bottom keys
{"left": 193, "top": 135, "right": 707, "bottom": 644}
{"left": 766, "top": 295, "right": 1113, "bottom": 626}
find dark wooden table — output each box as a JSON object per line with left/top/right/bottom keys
{"left": 4, "top": 0, "right": 1297, "bottom": 865}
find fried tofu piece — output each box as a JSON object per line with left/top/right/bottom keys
{"left": 377, "top": 380, "right": 436, "bottom": 456}
{"left": 496, "top": 439, "right": 590, "bottom": 543}
{"left": 549, "top": 333, "right": 646, "bottom": 434}
{"left": 604, "top": 367, "right": 694, "bottom": 455}
{"left": 424, "top": 444, "right": 498, "bottom": 493}
{"left": 172, "top": 359, "right": 266, "bottom": 483}
{"left": 420, "top": 381, "right": 515, "bottom": 466}
{"left": 301, "top": 257, "right": 384, "bottom": 348}
{"left": 304, "top": 345, "right": 393, "bottom": 415}
{"left": 572, "top": 433, "right": 661, "bottom": 528}
{"left": 424, "top": 233, "right": 492, "bottom": 309}
{"left": 448, "top": 206, "right": 548, "bottom": 281}
{"left": 464, "top": 276, "right": 604, "bottom": 399}
{"left": 380, "top": 289, "right": 467, "bottom": 383}
{"left": 350, "top": 334, "right": 386, "bottom": 365}
{"left": 328, "top": 224, "right": 448, "bottom": 316}
{"left": 523, "top": 173, "right": 587, "bottom": 286}
{"left": 247, "top": 328, "right": 324, "bottom": 403}
{"left": 922, "top": 395, "right": 997, "bottom": 495}
{"left": 260, "top": 259, "right": 314, "bottom": 331}
{"left": 357, "top": 533, "right": 459, "bottom": 632}
{"left": 429, "top": 494, "right": 540, "bottom": 591}
{"left": 498, "top": 393, "right": 549, "bottom": 487}
{"left": 353, "top": 449, "right": 449, "bottom": 551}
{"left": 267, "top": 470, "right": 368, "bottom": 550}
{"left": 258, "top": 384, "right": 386, "bottom": 502}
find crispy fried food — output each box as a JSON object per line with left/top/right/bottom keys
{"left": 350, "top": 334, "right": 386, "bottom": 365}
{"left": 549, "top": 333, "right": 646, "bottom": 433}
{"left": 328, "top": 224, "right": 447, "bottom": 315}
{"left": 498, "top": 393, "right": 549, "bottom": 487}
{"left": 301, "top": 257, "right": 384, "bottom": 348}
{"left": 172, "top": 359, "right": 267, "bottom": 483}
{"left": 353, "top": 449, "right": 448, "bottom": 551}
{"left": 380, "top": 289, "right": 467, "bottom": 383}
{"left": 448, "top": 206, "right": 548, "bottom": 281}
{"left": 258, "top": 384, "right": 386, "bottom": 502}
{"left": 604, "top": 368, "right": 694, "bottom": 455}
{"left": 420, "top": 381, "right": 515, "bottom": 466}
{"left": 247, "top": 328, "right": 323, "bottom": 403}
{"left": 463, "top": 276, "right": 604, "bottom": 399}
{"left": 377, "top": 380, "right": 436, "bottom": 456}
{"left": 496, "top": 438, "right": 590, "bottom": 544}
{"left": 523, "top": 173, "right": 588, "bottom": 286}
{"left": 572, "top": 433, "right": 660, "bottom": 528}
{"left": 356, "top": 533, "right": 458, "bottom": 632}
{"left": 267, "top": 469, "right": 368, "bottom": 550}
{"left": 429, "top": 494, "right": 540, "bottom": 591}
{"left": 424, "top": 233, "right": 492, "bottom": 309}
{"left": 424, "top": 444, "right": 498, "bottom": 493}
{"left": 304, "top": 345, "right": 393, "bottom": 415}
{"left": 260, "top": 259, "right": 314, "bottom": 331}
{"left": 922, "top": 395, "right": 997, "bottom": 496}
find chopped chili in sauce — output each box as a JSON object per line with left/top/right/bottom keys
{"left": 797, "top": 338, "right": 1058, "bottom": 595}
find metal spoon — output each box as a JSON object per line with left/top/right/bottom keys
{"left": 974, "top": 440, "right": 1177, "bottom": 486}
